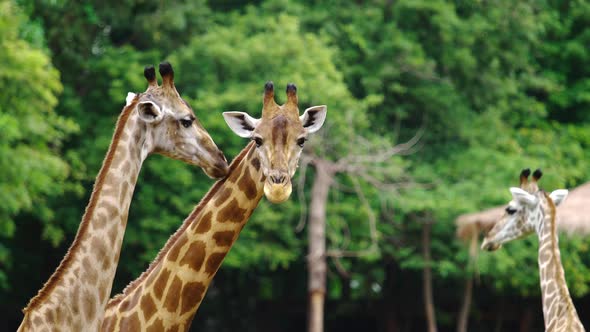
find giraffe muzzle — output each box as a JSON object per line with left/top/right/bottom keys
{"left": 481, "top": 238, "right": 501, "bottom": 251}
{"left": 264, "top": 175, "right": 292, "bottom": 204}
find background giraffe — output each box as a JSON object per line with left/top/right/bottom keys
{"left": 100, "top": 81, "right": 327, "bottom": 331}
{"left": 17, "top": 63, "right": 229, "bottom": 331}
{"left": 481, "top": 169, "right": 585, "bottom": 331}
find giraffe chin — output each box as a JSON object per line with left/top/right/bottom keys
{"left": 481, "top": 240, "right": 502, "bottom": 251}
{"left": 264, "top": 181, "right": 292, "bottom": 204}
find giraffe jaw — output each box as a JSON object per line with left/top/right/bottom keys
{"left": 264, "top": 180, "right": 292, "bottom": 204}
{"left": 481, "top": 238, "right": 502, "bottom": 251}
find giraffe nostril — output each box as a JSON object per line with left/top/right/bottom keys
{"left": 270, "top": 175, "right": 287, "bottom": 184}
{"left": 218, "top": 150, "right": 227, "bottom": 163}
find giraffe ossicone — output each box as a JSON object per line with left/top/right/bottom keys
{"left": 18, "top": 62, "right": 228, "bottom": 331}
{"left": 481, "top": 169, "right": 585, "bottom": 331}
{"left": 100, "top": 81, "right": 327, "bottom": 331}
{"left": 223, "top": 81, "right": 327, "bottom": 203}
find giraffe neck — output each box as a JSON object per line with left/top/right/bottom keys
{"left": 19, "top": 100, "right": 150, "bottom": 331}
{"left": 536, "top": 194, "right": 584, "bottom": 331}
{"left": 101, "top": 142, "right": 264, "bottom": 332}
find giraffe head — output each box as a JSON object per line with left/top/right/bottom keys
{"left": 127, "top": 62, "right": 228, "bottom": 178}
{"left": 481, "top": 169, "right": 568, "bottom": 251}
{"left": 222, "top": 82, "right": 327, "bottom": 203}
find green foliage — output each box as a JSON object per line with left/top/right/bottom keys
{"left": 3, "top": 0, "right": 590, "bottom": 329}
{"left": 0, "top": 0, "right": 77, "bottom": 288}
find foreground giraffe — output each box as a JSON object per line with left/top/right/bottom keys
{"left": 101, "top": 82, "right": 327, "bottom": 331}
{"left": 18, "top": 63, "right": 229, "bottom": 331}
{"left": 481, "top": 169, "right": 585, "bottom": 331}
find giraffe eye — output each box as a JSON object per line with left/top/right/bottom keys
{"left": 253, "top": 136, "right": 263, "bottom": 148}
{"left": 297, "top": 137, "right": 306, "bottom": 148}
{"left": 506, "top": 207, "right": 517, "bottom": 215}
{"left": 180, "top": 118, "right": 193, "bottom": 128}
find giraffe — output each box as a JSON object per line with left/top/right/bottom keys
{"left": 17, "top": 62, "right": 229, "bottom": 332}
{"left": 481, "top": 169, "right": 585, "bottom": 331}
{"left": 100, "top": 81, "right": 327, "bottom": 331}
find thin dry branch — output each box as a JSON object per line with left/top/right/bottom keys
{"left": 336, "top": 128, "right": 423, "bottom": 168}
{"left": 295, "top": 154, "right": 313, "bottom": 233}
{"left": 331, "top": 256, "right": 351, "bottom": 279}
{"left": 326, "top": 177, "right": 379, "bottom": 258}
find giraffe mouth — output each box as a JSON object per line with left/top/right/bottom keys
{"left": 264, "top": 179, "right": 292, "bottom": 204}
{"left": 481, "top": 239, "right": 501, "bottom": 251}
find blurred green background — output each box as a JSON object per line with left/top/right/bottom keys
{"left": 1, "top": 0, "right": 590, "bottom": 331}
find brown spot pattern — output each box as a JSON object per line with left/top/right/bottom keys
{"left": 153, "top": 268, "right": 171, "bottom": 301}
{"left": 167, "top": 325, "right": 180, "bottom": 332}
{"left": 82, "top": 257, "right": 98, "bottom": 285}
{"left": 164, "top": 276, "right": 183, "bottom": 313}
{"left": 205, "top": 252, "right": 227, "bottom": 276}
{"left": 180, "top": 282, "right": 206, "bottom": 315}
{"left": 91, "top": 236, "right": 112, "bottom": 270}
{"left": 120, "top": 210, "right": 129, "bottom": 226}
{"left": 168, "top": 234, "right": 189, "bottom": 262}
{"left": 108, "top": 223, "right": 119, "bottom": 247}
{"left": 272, "top": 115, "right": 289, "bottom": 146}
{"left": 218, "top": 198, "right": 247, "bottom": 223}
{"left": 119, "top": 181, "right": 129, "bottom": 206}
{"left": 94, "top": 212, "right": 108, "bottom": 230}
{"left": 227, "top": 164, "right": 244, "bottom": 183}
{"left": 71, "top": 285, "right": 80, "bottom": 315}
{"left": 119, "top": 312, "right": 141, "bottom": 331}
{"left": 120, "top": 288, "right": 141, "bottom": 312}
{"left": 141, "top": 294, "right": 157, "bottom": 322}
{"left": 102, "top": 201, "right": 120, "bottom": 222}
{"left": 252, "top": 157, "right": 260, "bottom": 171}
{"left": 147, "top": 318, "right": 164, "bottom": 332}
{"left": 237, "top": 168, "right": 257, "bottom": 199}
{"left": 179, "top": 241, "right": 206, "bottom": 271}
{"left": 121, "top": 160, "right": 131, "bottom": 173}
{"left": 213, "top": 231, "right": 235, "bottom": 247}
{"left": 98, "top": 279, "right": 109, "bottom": 304}
{"left": 215, "top": 188, "right": 232, "bottom": 207}
{"left": 45, "top": 308, "right": 55, "bottom": 324}
{"left": 54, "top": 307, "right": 64, "bottom": 325}
{"left": 193, "top": 211, "right": 212, "bottom": 233}
{"left": 145, "top": 262, "right": 163, "bottom": 288}
{"left": 82, "top": 290, "right": 96, "bottom": 321}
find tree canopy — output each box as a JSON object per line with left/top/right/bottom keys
{"left": 2, "top": 0, "right": 590, "bottom": 330}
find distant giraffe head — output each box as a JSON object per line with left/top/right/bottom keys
{"left": 223, "top": 82, "right": 327, "bottom": 203}
{"left": 481, "top": 169, "right": 568, "bottom": 251}
{"left": 129, "top": 62, "right": 228, "bottom": 178}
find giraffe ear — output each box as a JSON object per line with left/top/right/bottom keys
{"left": 300, "top": 105, "right": 327, "bottom": 133}
{"left": 137, "top": 101, "right": 163, "bottom": 123}
{"left": 223, "top": 112, "right": 260, "bottom": 138}
{"left": 549, "top": 189, "right": 568, "bottom": 206}
{"left": 510, "top": 187, "right": 538, "bottom": 207}
{"left": 126, "top": 92, "right": 137, "bottom": 106}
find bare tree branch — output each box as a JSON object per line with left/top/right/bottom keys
{"left": 326, "top": 177, "right": 379, "bottom": 258}
{"left": 330, "top": 256, "right": 351, "bottom": 279}
{"left": 334, "top": 127, "right": 424, "bottom": 170}
{"left": 295, "top": 155, "right": 313, "bottom": 233}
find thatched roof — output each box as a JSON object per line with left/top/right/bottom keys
{"left": 456, "top": 181, "right": 590, "bottom": 240}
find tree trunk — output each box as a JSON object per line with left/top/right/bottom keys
{"left": 456, "top": 275, "right": 473, "bottom": 332}
{"left": 422, "top": 222, "right": 437, "bottom": 332}
{"left": 519, "top": 307, "right": 533, "bottom": 332}
{"left": 307, "top": 161, "right": 333, "bottom": 332}
{"left": 382, "top": 262, "right": 401, "bottom": 332}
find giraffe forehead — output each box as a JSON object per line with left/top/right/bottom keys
{"left": 139, "top": 90, "right": 195, "bottom": 118}
{"left": 257, "top": 114, "right": 303, "bottom": 140}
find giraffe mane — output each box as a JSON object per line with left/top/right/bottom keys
{"left": 542, "top": 191, "right": 576, "bottom": 316}
{"left": 107, "top": 141, "right": 255, "bottom": 307}
{"left": 23, "top": 97, "right": 140, "bottom": 313}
